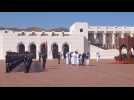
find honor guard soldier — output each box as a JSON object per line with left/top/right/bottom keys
{"left": 41, "top": 51, "right": 47, "bottom": 70}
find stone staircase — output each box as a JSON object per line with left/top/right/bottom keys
{"left": 90, "top": 44, "right": 119, "bottom": 59}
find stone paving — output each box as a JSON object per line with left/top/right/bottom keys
{"left": 0, "top": 59, "right": 134, "bottom": 87}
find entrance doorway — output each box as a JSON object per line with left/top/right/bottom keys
{"left": 29, "top": 43, "right": 36, "bottom": 59}
{"left": 17, "top": 43, "right": 25, "bottom": 53}
{"left": 40, "top": 43, "right": 47, "bottom": 55}
{"left": 62, "top": 43, "right": 69, "bottom": 59}
{"left": 52, "top": 43, "right": 58, "bottom": 59}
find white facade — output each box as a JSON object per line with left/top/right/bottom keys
{"left": 0, "top": 22, "right": 134, "bottom": 60}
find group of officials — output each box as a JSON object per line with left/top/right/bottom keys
{"left": 65, "top": 51, "right": 100, "bottom": 65}
{"left": 39, "top": 50, "right": 101, "bottom": 69}
{"left": 31, "top": 50, "right": 101, "bottom": 72}
{"left": 65, "top": 51, "right": 90, "bottom": 66}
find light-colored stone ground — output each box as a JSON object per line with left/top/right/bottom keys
{"left": 0, "top": 59, "right": 134, "bottom": 87}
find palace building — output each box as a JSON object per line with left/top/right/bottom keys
{"left": 0, "top": 22, "right": 134, "bottom": 60}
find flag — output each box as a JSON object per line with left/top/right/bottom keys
{"left": 46, "top": 41, "right": 48, "bottom": 51}
{"left": 46, "top": 41, "right": 47, "bottom": 48}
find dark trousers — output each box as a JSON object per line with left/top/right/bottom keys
{"left": 82, "top": 58, "right": 84, "bottom": 65}
{"left": 42, "top": 58, "right": 46, "bottom": 70}
{"left": 24, "top": 59, "right": 32, "bottom": 73}
{"left": 25, "top": 65, "right": 30, "bottom": 73}
{"left": 39, "top": 56, "right": 41, "bottom": 62}
{"left": 6, "top": 64, "right": 10, "bottom": 73}
{"left": 58, "top": 58, "right": 60, "bottom": 64}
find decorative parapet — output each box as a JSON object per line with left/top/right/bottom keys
{"left": 18, "top": 31, "right": 26, "bottom": 36}
{"left": 41, "top": 31, "right": 48, "bottom": 36}
{"left": 29, "top": 31, "right": 37, "bottom": 36}
{"left": 51, "top": 31, "right": 59, "bottom": 36}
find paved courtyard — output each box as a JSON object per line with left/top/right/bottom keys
{"left": 0, "top": 59, "right": 134, "bottom": 87}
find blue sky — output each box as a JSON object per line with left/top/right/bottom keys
{"left": 0, "top": 12, "right": 134, "bottom": 28}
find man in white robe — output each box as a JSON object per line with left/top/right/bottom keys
{"left": 71, "top": 52, "right": 75, "bottom": 65}
{"left": 76, "top": 52, "right": 79, "bottom": 66}
{"left": 85, "top": 52, "right": 90, "bottom": 66}
{"left": 79, "top": 53, "right": 82, "bottom": 65}
{"left": 96, "top": 52, "right": 100, "bottom": 62}
{"left": 74, "top": 51, "right": 78, "bottom": 65}
{"left": 70, "top": 52, "right": 73, "bottom": 64}
{"left": 68, "top": 52, "right": 71, "bottom": 64}
{"left": 65, "top": 52, "right": 69, "bottom": 64}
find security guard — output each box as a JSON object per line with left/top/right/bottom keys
{"left": 39, "top": 52, "right": 41, "bottom": 62}
{"left": 24, "top": 52, "right": 32, "bottom": 73}
{"left": 57, "top": 52, "right": 61, "bottom": 64}
{"left": 41, "top": 51, "right": 47, "bottom": 70}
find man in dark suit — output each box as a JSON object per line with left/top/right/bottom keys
{"left": 6, "top": 52, "right": 10, "bottom": 73}
{"left": 41, "top": 51, "right": 47, "bottom": 70}
{"left": 57, "top": 52, "right": 61, "bottom": 64}
{"left": 39, "top": 52, "right": 41, "bottom": 62}
{"left": 24, "top": 52, "right": 33, "bottom": 73}
{"left": 82, "top": 52, "right": 86, "bottom": 65}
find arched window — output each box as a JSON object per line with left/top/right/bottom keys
{"left": 115, "top": 33, "right": 121, "bottom": 49}
{"left": 29, "top": 31, "right": 36, "bottom": 36}
{"left": 40, "top": 43, "right": 47, "bottom": 53}
{"left": 52, "top": 31, "right": 55, "bottom": 36}
{"left": 96, "top": 32, "right": 103, "bottom": 47}
{"left": 41, "top": 32, "right": 48, "bottom": 36}
{"left": 80, "top": 28, "right": 83, "bottom": 32}
{"left": 62, "top": 31, "right": 64, "bottom": 36}
{"left": 29, "top": 43, "right": 36, "bottom": 59}
{"left": 51, "top": 43, "right": 59, "bottom": 58}
{"left": 18, "top": 32, "right": 25, "bottom": 36}
{"left": 62, "top": 43, "right": 69, "bottom": 59}
{"left": 52, "top": 31, "right": 59, "bottom": 36}
{"left": 4, "top": 30, "right": 8, "bottom": 33}
{"left": 88, "top": 31, "right": 94, "bottom": 43}
{"left": 106, "top": 32, "right": 112, "bottom": 49}
{"left": 17, "top": 43, "right": 25, "bottom": 53}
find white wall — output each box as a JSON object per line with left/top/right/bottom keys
{"left": 70, "top": 22, "right": 89, "bottom": 37}
{"left": 90, "top": 45, "right": 119, "bottom": 59}
{"left": 1, "top": 22, "right": 129, "bottom": 60}
{"left": 84, "top": 37, "right": 90, "bottom": 53}
{"left": 0, "top": 31, "right": 4, "bottom": 59}
{"left": 1, "top": 33, "right": 85, "bottom": 60}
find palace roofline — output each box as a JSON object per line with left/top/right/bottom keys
{"left": 0, "top": 27, "right": 69, "bottom": 32}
